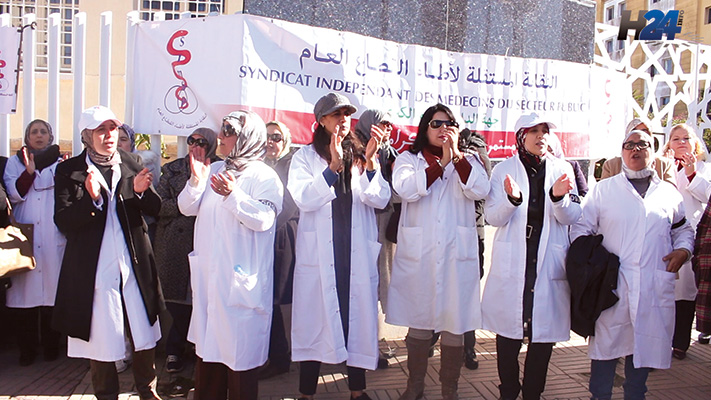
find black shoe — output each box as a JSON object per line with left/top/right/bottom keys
{"left": 699, "top": 333, "right": 711, "bottom": 344}
{"left": 464, "top": 349, "right": 479, "bottom": 370}
{"left": 257, "top": 362, "right": 290, "bottom": 380}
{"left": 351, "top": 393, "right": 372, "bottom": 400}
{"left": 377, "top": 356, "right": 389, "bottom": 369}
{"left": 672, "top": 348, "right": 687, "bottom": 360}
{"left": 19, "top": 350, "right": 36, "bottom": 366}
{"left": 166, "top": 355, "right": 184, "bottom": 373}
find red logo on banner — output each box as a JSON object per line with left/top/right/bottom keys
{"left": 164, "top": 30, "right": 198, "bottom": 115}
{"left": 0, "top": 52, "right": 8, "bottom": 93}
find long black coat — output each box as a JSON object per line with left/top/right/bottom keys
{"left": 52, "top": 150, "right": 164, "bottom": 341}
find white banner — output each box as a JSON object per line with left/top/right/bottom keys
{"left": 0, "top": 26, "right": 19, "bottom": 114}
{"left": 132, "top": 13, "right": 626, "bottom": 159}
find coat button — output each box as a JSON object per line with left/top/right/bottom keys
{"left": 91, "top": 211, "right": 96, "bottom": 217}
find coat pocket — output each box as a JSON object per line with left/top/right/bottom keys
{"left": 227, "top": 265, "right": 265, "bottom": 311}
{"left": 456, "top": 226, "right": 479, "bottom": 260}
{"left": 368, "top": 240, "right": 382, "bottom": 279}
{"left": 547, "top": 243, "right": 568, "bottom": 281}
{"left": 396, "top": 226, "right": 423, "bottom": 263}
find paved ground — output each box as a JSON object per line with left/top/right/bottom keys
{"left": 1, "top": 327, "right": 711, "bottom": 400}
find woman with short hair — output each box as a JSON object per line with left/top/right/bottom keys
{"left": 661, "top": 123, "right": 710, "bottom": 359}
{"left": 178, "top": 111, "right": 283, "bottom": 399}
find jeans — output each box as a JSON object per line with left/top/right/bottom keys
{"left": 589, "top": 355, "right": 650, "bottom": 400}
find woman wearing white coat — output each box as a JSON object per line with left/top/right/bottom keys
{"left": 4, "top": 119, "right": 65, "bottom": 365}
{"left": 288, "top": 93, "right": 390, "bottom": 400}
{"left": 386, "top": 104, "right": 489, "bottom": 400}
{"left": 482, "top": 113, "right": 581, "bottom": 400}
{"left": 178, "top": 111, "right": 282, "bottom": 400}
{"left": 661, "top": 123, "right": 710, "bottom": 359}
{"left": 570, "top": 130, "right": 694, "bottom": 400}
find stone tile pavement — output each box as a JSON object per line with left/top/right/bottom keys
{"left": 1, "top": 328, "right": 711, "bottom": 400}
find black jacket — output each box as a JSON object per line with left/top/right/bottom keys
{"left": 52, "top": 150, "right": 164, "bottom": 341}
{"left": 566, "top": 234, "right": 620, "bottom": 338}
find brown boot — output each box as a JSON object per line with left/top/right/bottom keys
{"left": 440, "top": 345, "right": 464, "bottom": 400}
{"left": 399, "top": 336, "right": 430, "bottom": 400}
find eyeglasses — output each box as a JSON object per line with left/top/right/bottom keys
{"left": 267, "top": 133, "right": 283, "bottom": 143}
{"left": 187, "top": 136, "right": 208, "bottom": 147}
{"left": 429, "top": 120, "right": 459, "bottom": 129}
{"left": 221, "top": 115, "right": 244, "bottom": 137}
{"left": 622, "top": 140, "right": 651, "bottom": 151}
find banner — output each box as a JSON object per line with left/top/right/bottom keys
{"left": 0, "top": 26, "right": 19, "bottom": 114}
{"left": 132, "top": 13, "right": 627, "bottom": 159}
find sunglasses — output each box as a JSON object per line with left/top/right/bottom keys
{"left": 187, "top": 136, "right": 208, "bottom": 147}
{"left": 429, "top": 119, "right": 459, "bottom": 129}
{"left": 622, "top": 140, "right": 651, "bottom": 151}
{"left": 221, "top": 115, "right": 245, "bottom": 137}
{"left": 267, "top": 133, "right": 283, "bottom": 143}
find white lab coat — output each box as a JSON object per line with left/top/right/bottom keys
{"left": 570, "top": 173, "right": 695, "bottom": 369}
{"left": 482, "top": 156, "right": 581, "bottom": 343}
{"left": 178, "top": 160, "right": 282, "bottom": 371}
{"left": 288, "top": 145, "right": 390, "bottom": 370}
{"left": 673, "top": 161, "right": 711, "bottom": 301}
{"left": 386, "top": 151, "right": 489, "bottom": 334}
{"left": 67, "top": 155, "right": 161, "bottom": 362}
{"left": 4, "top": 155, "right": 66, "bottom": 308}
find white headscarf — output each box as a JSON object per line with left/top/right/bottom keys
{"left": 621, "top": 129, "right": 655, "bottom": 179}
{"left": 222, "top": 111, "right": 267, "bottom": 172}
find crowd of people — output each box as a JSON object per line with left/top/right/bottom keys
{"left": 0, "top": 93, "right": 709, "bottom": 400}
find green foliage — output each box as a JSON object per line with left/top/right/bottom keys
{"left": 135, "top": 133, "right": 169, "bottom": 158}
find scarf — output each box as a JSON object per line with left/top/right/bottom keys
{"left": 516, "top": 127, "right": 546, "bottom": 168}
{"left": 17, "top": 144, "right": 60, "bottom": 172}
{"left": 223, "top": 111, "right": 267, "bottom": 172}
{"left": 81, "top": 128, "right": 120, "bottom": 167}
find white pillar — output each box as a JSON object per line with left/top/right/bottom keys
{"left": 99, "top": 12, "right": 112, "bottom": 108}
{"left": 48, "top": 13, "right": 60, "bottom": 145}
{"left": 22, "top": 13, "right": 36, "bottom": 129}
{"left": 72, "top": 12, "right": 87, "bottom": 156}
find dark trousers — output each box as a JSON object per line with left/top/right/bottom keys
{"left": 496, "top": 335, "right": 554, "bottom": 400}
{"left": 90, "top": 348, "right": 157, "bottom": 400}
{"left": 267, "top": 304, "right": 290, "bottom": 368}
{"left": 194, "top": 357, "right": 258, "bottom": 400}
{"left": 299, "top": 361, "right": 366, "bottom": 395}
{"left": 673, "top": 299, "right": 696, "bottom": 352}
{"left": 464, "top": 330, "right": 477, "bottom": 352}
{"left": 165, "top": 302, "right": 192, "bottom": 357}
{"left": 14, "top": 306, "right": 61, "bottom": 356}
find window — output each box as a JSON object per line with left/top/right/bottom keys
{"left": 0, "top": 0, "right": 79, "bottom": 72}
{"left": 617, "top": 2, "right": 625, "bottom": 16}
{"left": 606, "top": 6, "right": 614, "bottom": 22}
{"left": 662, "top": 58, "right": 672, "bottom": 74}
{"left": 706, "top": 7, "right": 711, "bottom": 24}
{"left": 605, "top": 39, "right": 614, "bottom": 55}
{"left": 136, "top": 0, "right": 224, "bottom": 21}
{"left": 660, "top": 96, "right": 670, "bottom": 107}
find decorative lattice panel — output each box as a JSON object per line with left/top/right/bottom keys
{"left": 594, "top": 22, "right": 711, "bottom": 145}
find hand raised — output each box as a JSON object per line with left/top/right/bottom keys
{"left": 552, "top": 174, "right": 574, "bottom": 197}
{"left": 189, "top": 145, "right": 210, "bottom": 183}
{"left": 85, "top": 170, "right": 102, "bottom": 201}
{"left": 133, "top": 168, "right": 153, "bottom": 194}
{"left": 329, "top": 126, "right": 344, "bottom": 173}
{"left": 22, "top": 147, "right": 35, "bottom": 175}
{"left": 682, "top": 152, "right": 697, "bottom": 176}
{"left": 504, "top": 174, "right": 521, "bottom": 199}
